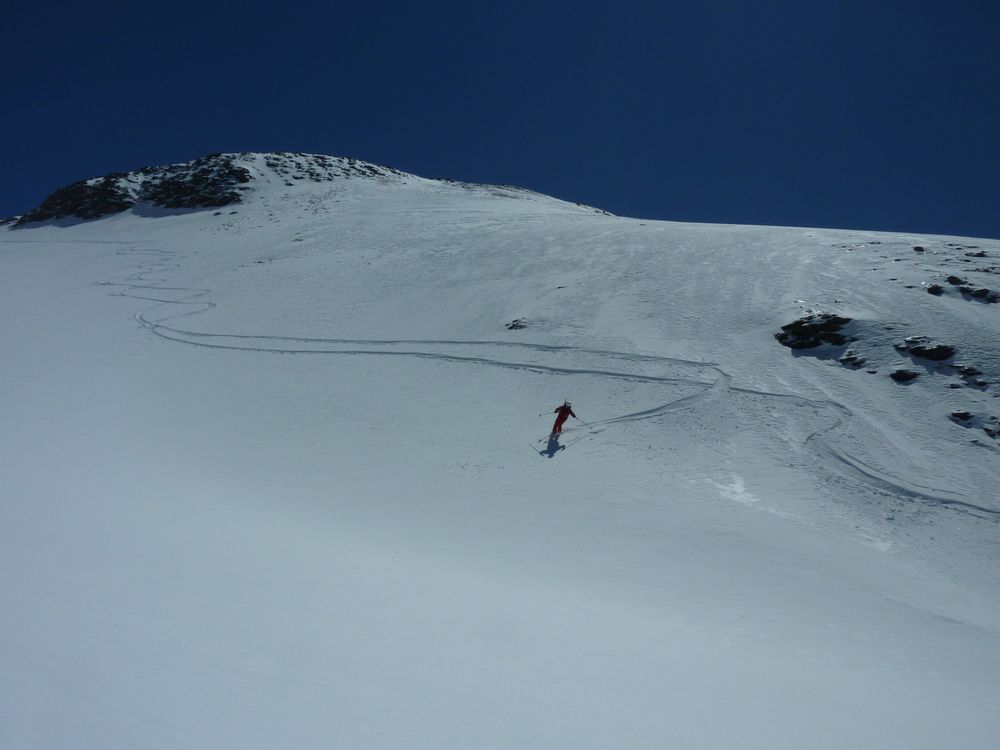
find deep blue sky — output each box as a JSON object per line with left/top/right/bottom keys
{"left": 3, "top": 1, "right": 998, "bottom": 237}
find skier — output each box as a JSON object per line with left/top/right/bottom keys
{"left": 551, "top": 400, "right": 577, "bottom": 435}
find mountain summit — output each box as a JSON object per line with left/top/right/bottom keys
{"left": 13, "top": 152, "right": 409, "bottom": 226}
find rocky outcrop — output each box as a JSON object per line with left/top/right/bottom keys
{"left": 958, "top": 286, "right": 1000, "bottom": 303}
{"left": 17, "top": 173, "right": 138, "bottom": 223}
{"left": 838, "top": 349, "right": 866, "bottom": 368}
{"left": 15, "top": 154, "right": 254, "bottom": 225}
{"left": 944, "top": 363, "right": 989, "bottom": 389}
{"left": 775, "top": 313, "right": 852, "bottom": 349}
{"left": 894, "top": 336, "right": 955, "bottom": 361}
{"left": 142, "top": 157, "right": 252, "bottom": 209}
{"left": 923, "top": 275, "right": 998, "bottom": 303}
{"left": 262, "top": 152, "right": 404, "bottom": 185}
{"left": 948, "top": 411, "right": 1000, "bottom": 439}
{"left": 13, "top": 152, "right": 406, "bottom": 227}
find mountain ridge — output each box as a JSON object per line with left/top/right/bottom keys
{"left": 10, "top": 151, "right": 613, "bottom": 227}
{"left": 10, "top": 152, "right": 412, "bottom": 227}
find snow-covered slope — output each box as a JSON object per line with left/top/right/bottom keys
{"left": 2, "top": 153, "right": 999, "bottom": 749}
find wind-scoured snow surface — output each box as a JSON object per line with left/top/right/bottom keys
{"left": 2, "top": 153, "right": 999, "bottom": 749}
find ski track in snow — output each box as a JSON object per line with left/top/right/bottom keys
{"left": 105, "top": 245, "right": 998, "bottom": 518}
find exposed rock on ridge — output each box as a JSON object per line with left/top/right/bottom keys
{"left": 13, "top": 152, "right": 404, "bottom": 227}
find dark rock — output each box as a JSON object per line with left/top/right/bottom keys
{"left": 913, "top": 246, "right": 925, "bottom": 252}
{"left": 16, "top": 175, "right": 136, "bottom": 224}
{"left": 959, "top": 287, "right": 1000, "bottom": 303}
{"left": 775, "top": 313, "right": 852, "bottom": 349}
{"left": 955, "top": 364, "right": 982, "bottom": 378}
{"left": 13, "top": 151, "right": 409, "bottom": 227}
{"left": 506, "top": 318, "right": 527, "bottom": 330}
{"left": 839, "top": 350, "right": 865, "bottom": 367}
{"left": 898, "top": 336, "right": 954, "bottom": 361}
{"left": 14, "top": 156, "right": 252, "bottom": 224}
{"left": 949, "top": 411, "right": 973, "bottom": 422}
{"left": 890, "top": 369, "right": 919, "bottom": 383}
{"left": 947, "top": 275, "right": 967, "bottom": 285}
{"left": 142, "top": 156, "right": 251, "bottom": 209}
{"left": 913, "top": 343, "right": 954, "bottom": 361}
{"left": 926, "top": 284, "right": 944, "bottom": 296}
{"left": 965, "top": 250, "right": 988, "bottom": 258}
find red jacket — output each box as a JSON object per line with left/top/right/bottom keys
{"left": 554, "top": 404, "right": 576, "bottom": 421}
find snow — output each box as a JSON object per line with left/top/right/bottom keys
{"left": 2, "top": 153, "right": 999, "bottom": 748}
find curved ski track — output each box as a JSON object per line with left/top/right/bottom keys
{"left": 103, "top": 246, "right": 998, "bottom": 518}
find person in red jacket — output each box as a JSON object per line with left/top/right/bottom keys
{"left": 551, "top": 400, "right": 577, "bottom": 435}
